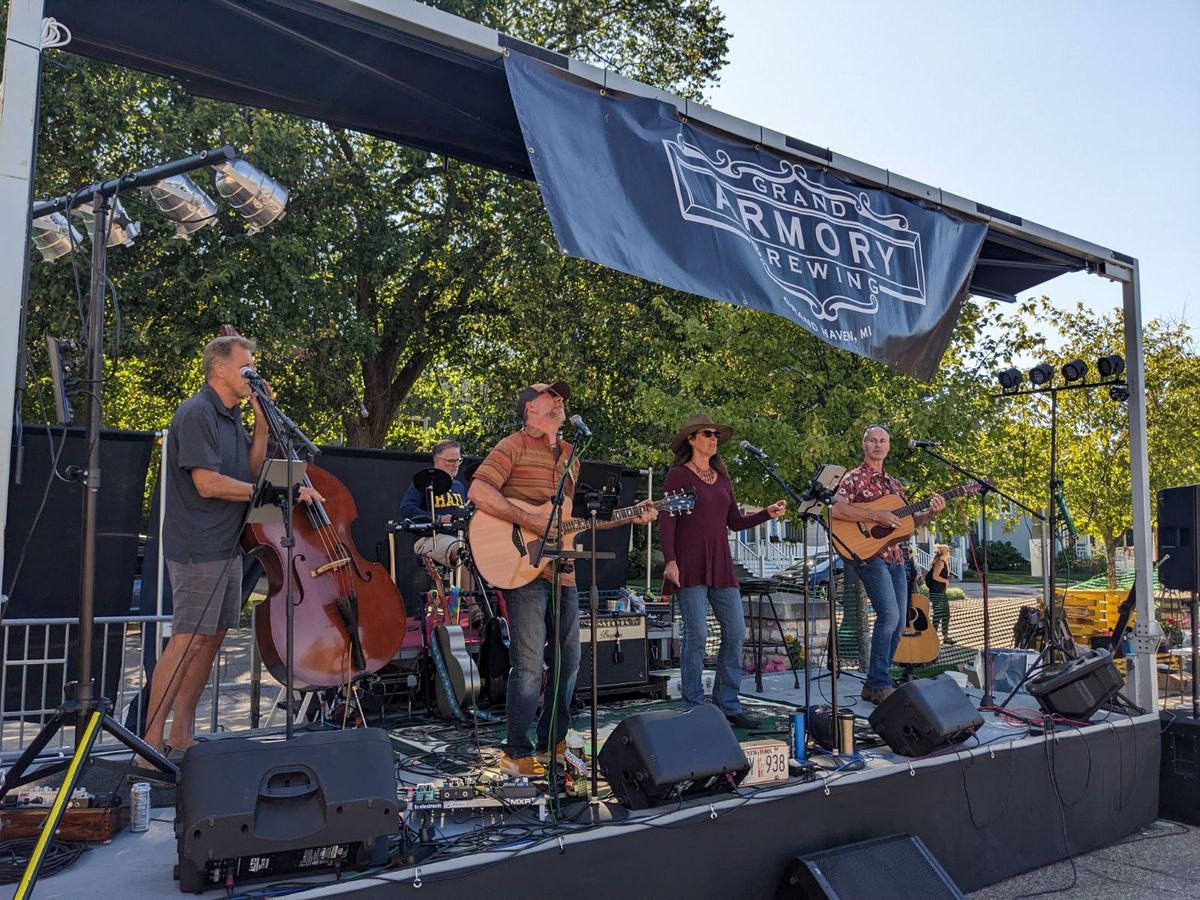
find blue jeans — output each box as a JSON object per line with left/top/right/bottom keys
{"left": 678, "top": 585, "right": 745, "bottom": 715}
{"left": 503, "top": 580, "right": 579, "bottom": 758}
{"left": 855, "top": 558, "right": 908, "bottom": 688}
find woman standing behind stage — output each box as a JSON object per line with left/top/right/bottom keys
{"left": 660, "top": 413, "right": 787, "bottom": 730}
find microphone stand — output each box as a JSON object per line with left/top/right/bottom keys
{"left": 531, "top": 423, "right": 586, "bottom": 816}
{"left": 743, "top": 453, "right": 860, "bottom": 753}
{"left": 915, "top": 445, "right": 1043, "bottom": 708}
{"left": 247, "top": 378, "right": 319, "bottom": 740}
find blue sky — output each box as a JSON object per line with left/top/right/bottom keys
{"left": 710, "top": 0, "right": 1200, "bottom": 333}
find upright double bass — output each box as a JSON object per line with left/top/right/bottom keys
{"left": 238, "top": 367, "right": 406, "bottom": 688}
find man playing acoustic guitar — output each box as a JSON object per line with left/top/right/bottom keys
{"left": 468, "top": 380, "right": 656, "bottom": 777}
{"left": 832, "top": 425, "right": 945, "bottom": 705}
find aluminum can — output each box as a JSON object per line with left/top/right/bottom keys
{"left": 129, "top": 781, "right": 151, "bottom": 832}
{"left": 790, "top": 712, "right": 806, "bottom": 761}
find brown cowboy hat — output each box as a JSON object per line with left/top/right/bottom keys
{"left": 670, "top": 412, "right": 734, "bottom": 454}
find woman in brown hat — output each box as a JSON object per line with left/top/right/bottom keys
{"left": 660, "top": 413, "right": 787, "bottom": 729}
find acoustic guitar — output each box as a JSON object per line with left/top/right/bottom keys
{"left": 420, "top": 554, "right": 480, "bottom": 716}
{"left": 893, "top": 593, "right": 941, "bottom": 666}
{"left": 831, "top": 481, "right": 988, "bottom": 562}
{"left": 469, "top": 490, "right": 696, "bottom": 589}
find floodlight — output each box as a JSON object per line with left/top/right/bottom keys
{"left": 1061, "top": 359, "right": 1088, "bottom": 382}
{"left": 997, "top": 367, "right": 1022, "bottom": 391}
{"left": 31, "top": 212, "right": 83, "bottom": 262}
{"left": 1029, "top": 363, "right": 1053, "bottom": 386}
{"left": 1097, "top": 354, "right": 1125, "bottom": 378}
{"left": 73, "top": 198, "right": 140, "bottom": 248}
{"left": 212, "top": 160, "right": 288, "bottom": 233}
{"left": 143, "top": 174, "right": 219, "bottom": 239}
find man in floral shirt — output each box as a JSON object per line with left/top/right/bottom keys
{"left": 833, "top": 425, "right": 945, "bottom": 704}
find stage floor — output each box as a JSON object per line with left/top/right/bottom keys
{"left": 0, "top": 670, "right": 1163, "bottom": 899}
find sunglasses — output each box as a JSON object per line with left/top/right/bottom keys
{"left": 693, "top": 429, "right": 722, "bottom": 439}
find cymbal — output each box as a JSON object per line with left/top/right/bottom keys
{"left": 412, "top": 467, "right": 452, "bottom": 495}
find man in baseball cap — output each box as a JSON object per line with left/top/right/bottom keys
{"left": 516, "top": 380, "right": 571, "bottom": 425}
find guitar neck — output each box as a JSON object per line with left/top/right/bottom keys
{"left": 892, "top": 483, "right": 976, "bottom": 520}
{"left": 560, "top": 503, "right": 649, "bottom": 536}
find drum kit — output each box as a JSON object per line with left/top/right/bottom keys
{"left": 385, "top": 468, "right": 509, "bottom": 714}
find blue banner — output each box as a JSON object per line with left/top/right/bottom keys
{"left": 504, "top": 52, "right": 988, "bottom": 381}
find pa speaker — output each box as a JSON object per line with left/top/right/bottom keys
{"left": 175, "top": 729, "right": 398, "bottom": 893}
{"left": 868, "top": 675, "right": 983, "bottom": 757}
{"left": 597, "top": 703, "right": 749, "bottom": 809}
{"left": 1028, "top": 647, "right": 1123, "bottom": 721}
{"left": 1158, "top": 485, "right": 1200, "bottom": 592}
{"left": 778, "top": 833, "right": 965, "bottom": 899}
{"left": 1160, "top": 712, "right": 1200, "bottom": 826}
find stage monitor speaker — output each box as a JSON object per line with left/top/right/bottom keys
{"left": 1027, "top": 647, "right": 1123, "bottom": 721}
{"left": 175, "top": 728, "right": 398, "bottom": 893}
{"left": 1160, "top": 712, "right": 1200, "bottom": 826}
{"left": 868, "top": 675, "right": 983, "bottom": 757}
{"left": 597, "top": 703, "right": 749, "bottom": 809}
{"left": 778, "top": 833, "right": 965, "bottom": 899}
{"left": 577, "top": 614, "right": 648, "bottom": 693}
{"left": 1158, "top": 484, "right": 1200, "bottom": 592}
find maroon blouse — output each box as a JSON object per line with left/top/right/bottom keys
{"left": 659, "top": 465, "right": 772, "bottom": 592}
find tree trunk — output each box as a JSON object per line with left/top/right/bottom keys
{"left": 1103, "top": 530, "right": 1119, "bottom": 590}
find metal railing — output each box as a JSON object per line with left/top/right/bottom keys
{"left": 0, "top": 615, "right": 248, "bottom": 762}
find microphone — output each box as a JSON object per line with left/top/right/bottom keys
{"left": 907, "top": 439, "right": 942, "bottom": 449}
{"left": 739, "top": 439, "right": 769, "bottom": 459}
{"left": 569, "top": 414, "right": 592, "bottom": 437}
{"left": 239, "top": 366, "right": 262, "bottom": 381}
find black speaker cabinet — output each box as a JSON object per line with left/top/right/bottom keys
{"left": 578, "top": 614, "right": 648, "bottom": 693}
{"left": 778, "top": 833, "right": 965, "bottom": 899}
{"left": 597, "top": 703, "right": 749, "bottom": 809}
{"left": 868, "top": 675, "right": 983, "bottom": 757}
{"left": 1158, "top": 485, "right": 1200, "bottom": 592}
{"left": 1028, "top": 647, "right": 1123, "bottom": 721}
{"left": 175, "top": 729, "right": 398, "bottom": 893}
{"left": 1160, "top": 712, "right": 1200, "bottom": 825}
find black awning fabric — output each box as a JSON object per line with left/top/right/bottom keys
{"left": 43, "top": 0, "right": 1085, "bottom": 300}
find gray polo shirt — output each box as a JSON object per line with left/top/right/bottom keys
{"left": 163, "top": 384, "right": 252, "bottom": 562}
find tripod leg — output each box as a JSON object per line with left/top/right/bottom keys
{"left": 0, "top": 710, "right": 71, "bottom": 798}
{"left": 101, "top": 714, "right": 177, "bottom": 778}
{"left": 12, "top": 708, "right": 105, "bottom": 900}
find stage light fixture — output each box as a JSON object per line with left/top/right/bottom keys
{"left": 1109, "top": 385, "right": 1129, "bottom": 402}
{"left": 1061, "top": 359, "right": 1088, "bottom": 382}
{"left": 31, "top": 212, "right": 84, "bottom": 262}
{"left": 1097, "top": 354, "right": 1125, "bottom": 378}
{"left": 212, "top": 160, "right": 288, "bottom": 233}
{"left": 73, "top": 198, "right": 141, "bottom": 248}
{"left": 1029, "top": 363, "right": 1053, "bottom": 386}
{"left": 997, "top": 367, "right": 1023, "bottom": 391}
{"left": 143, "top": 175, "right": 219, "bottom": 239}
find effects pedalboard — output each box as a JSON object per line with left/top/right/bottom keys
{"left": 402, "top": 776, "right": 547, "bottom": 821}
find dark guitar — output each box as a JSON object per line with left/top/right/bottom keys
{"left": 893, "top": 593, "right": 941, "bottom": 666}
{"left": 832, "top": 481, "right": 988, "bottom": 562}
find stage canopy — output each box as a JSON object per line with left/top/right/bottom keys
{"left": 43, "top": 0, "right": 1122, "bottom": 307}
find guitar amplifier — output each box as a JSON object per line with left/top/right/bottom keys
{"left": 578, "top": 614, "right": 648, "bottom": 693}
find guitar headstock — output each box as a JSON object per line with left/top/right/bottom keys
{"left": 658, "top": 488, "right": 697, "bottom": 516}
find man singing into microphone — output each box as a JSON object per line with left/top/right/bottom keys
{"left": 832, "top": 425, "right": 944, "bottom": 704}
{"left": 468, "top": 381, "right": 656, "bottom": 776}
{"left": 139, "top": 335, "right": 320, "bottom": 766}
